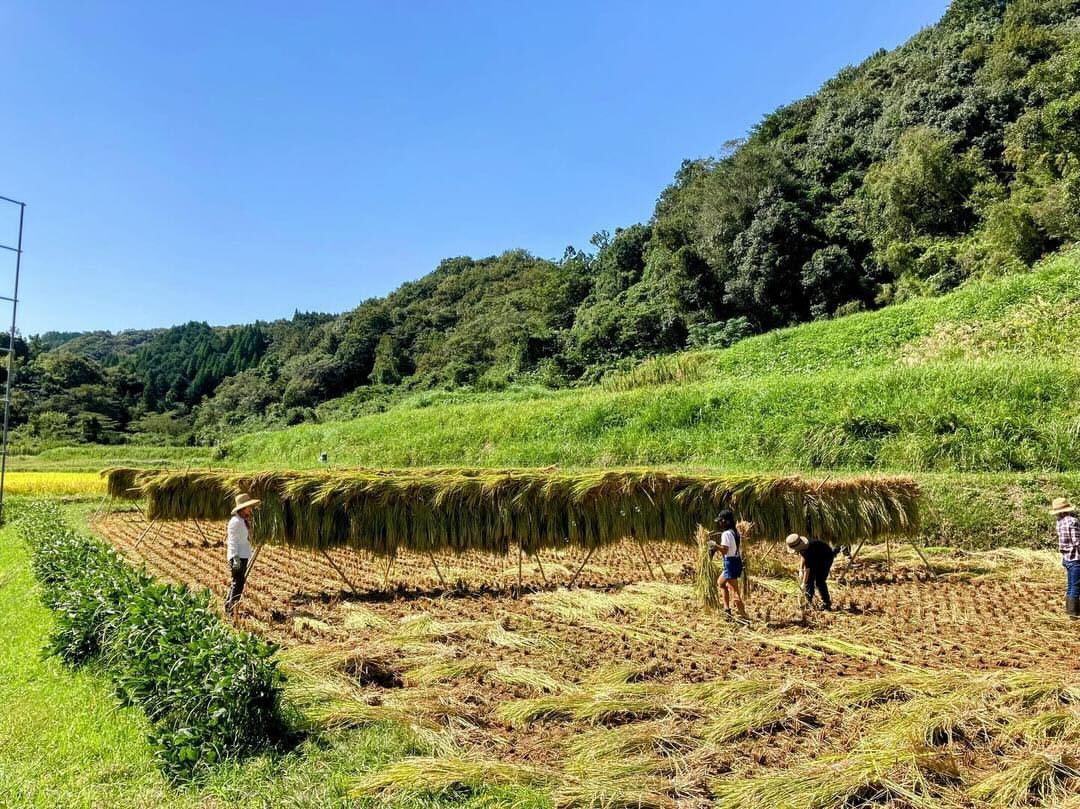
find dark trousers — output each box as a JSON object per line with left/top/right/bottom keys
{"left": 1065, "top": 560, "right": 1080, "bottom": 599}
{"left": 805, "top": 559, "right": 834, "bottom": 608}
{"left": 225, "top": 557, "right": 249, "bottom": 612}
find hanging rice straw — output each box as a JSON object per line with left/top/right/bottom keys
{"left": 109, "top": 467, "right": 922, "bottom": 558}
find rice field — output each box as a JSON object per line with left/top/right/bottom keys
{"left": 1, "top": 471, "right": 105, "bottom": 497}
{"left": 92, "top": 510, "right": 1080, "bottom": 808}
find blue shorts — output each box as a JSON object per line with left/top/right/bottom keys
{"left": 722, "top": 556, "right": 743, "bottom": 580}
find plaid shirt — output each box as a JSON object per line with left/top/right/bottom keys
{"left": 1058, "top": 515, "right": 1080, "bottom": 562}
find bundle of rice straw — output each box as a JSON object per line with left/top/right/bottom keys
{"left": 695, "top": 524, "right": 721, "bottom": 611}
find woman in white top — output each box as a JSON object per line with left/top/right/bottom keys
{"left": 224, "top": 493, "right": 260, "bottom": 614}
{"left": 709, "top": 509, "right": 747, "bottom": 620}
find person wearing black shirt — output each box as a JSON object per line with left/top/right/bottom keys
{"left": 785, "top": 533, "right": 840, "bottom": 610}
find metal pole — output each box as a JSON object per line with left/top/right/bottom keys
{"left": 0, "top": 202, "right": 23, "bottom": 526}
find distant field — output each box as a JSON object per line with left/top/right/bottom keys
{"left": 6, "top": 445, "right": 213, "bottom": 472}
{"left": 1, "top": 472, "right": 104, "bottom": 497}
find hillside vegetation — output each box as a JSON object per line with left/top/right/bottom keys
{"left": 230, "top": 248, "right": 1080, "bottom": 474}
{"left": 12, "top": 0, "right": 1080, "bottom": 448}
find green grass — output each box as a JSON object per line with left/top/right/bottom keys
{"left": 917, "top": 472, "right": 1080, "bottom": 547}
{"left": 6, "top": 445, "right": 213, "bottom": 472}
{"left": 0, "top": 504, "right": 551, "bottom": 809}
{"left": 228, "top": 249, "right": 1080, "bottom": 474}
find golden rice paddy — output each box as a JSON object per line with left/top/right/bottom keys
{"left": 3, "top": 472, "right": 104, "bottom": 497}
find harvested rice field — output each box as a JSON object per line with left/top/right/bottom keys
{"left": 93, "top": 511, "right": 1080, "bottom": 808}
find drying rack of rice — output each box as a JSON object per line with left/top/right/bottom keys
{"left": 102, "top": 467, "right": 920, "bottom": 557}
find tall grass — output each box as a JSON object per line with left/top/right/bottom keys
{"left": 601, "top": 353, "right": 708, "bottom": 392}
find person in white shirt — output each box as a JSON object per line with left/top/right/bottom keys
{"left": 707, "top": 509, "right": 747, "bottom": 620}
{"left": 224, "top": 492, "right": 260, "bottom": 614}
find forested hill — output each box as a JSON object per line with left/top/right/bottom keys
{"left": 15, "top": 0, "right": 1080, "bottom": 449}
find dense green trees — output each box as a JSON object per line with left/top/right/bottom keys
{"left": 15, "top": 0, "right": 1080, "bottom": 447}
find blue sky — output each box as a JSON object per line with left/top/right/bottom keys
{"left": 0, "top": 1, "right": 949, "bottom": 334}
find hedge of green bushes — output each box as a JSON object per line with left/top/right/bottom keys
{"left": 18, "top": 502, "right": 290, "bottom": 779}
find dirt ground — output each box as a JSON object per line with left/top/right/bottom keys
{"left": 92, "top": 511, "right": 1080, "bottom": 806}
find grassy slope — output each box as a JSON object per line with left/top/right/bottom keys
{"left": 229, "top": 249, "right": 1080, "bottom": 473}
{"left": 0, "top": 505, "right": 549, "bottom": 809}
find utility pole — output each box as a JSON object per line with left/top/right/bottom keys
{"left": 0, "top": 195, "right": 25, "bottom": 525}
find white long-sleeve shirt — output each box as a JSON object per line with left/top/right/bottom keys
{"left": 226, "top": 515, "right": 253, "bottom": 561}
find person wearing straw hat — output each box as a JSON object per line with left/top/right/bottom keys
{"left": 786, "top": 533, "right": 840, "bottom": 611}
{"left": 1051, "top": 497, "right": 1080, "bottom": 618}
{"left": 224, "top": 492, "right": 260, "bottom": 614}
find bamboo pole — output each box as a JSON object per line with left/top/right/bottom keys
{"left": 838, "top": 538, "right": 868, "bottom": 583}
{"left": 246, "top": 544, "right": 263, "bottom": 579}
{"left": 568, "top": 547, "right": 596, "bottom": 588}
{"left": 193, "top": 519, "right": 211, "bottom": 545}
{"left": 908, "top": 539, "right": 937, "bottom": 578}
{"left": 91, "top": 493, "right": 110, "bottom": 521}
{"left": 321, "top": 548, "right": 361, "bottom": 595}
{"left": 637, "top": 540, "right": 656, "bottom": 580}
{"left": 650, "top": 542, "right": 671, "bottom": 582}
{"left": 533, "top": 552, "right": 549, "bottom": 586}
{"left": 428, "top": 552, "right": 447, "bottom": 586}
{"left": 134, "top": 518, "right": 158, "bottom": 549}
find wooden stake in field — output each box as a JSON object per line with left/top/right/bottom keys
{"left": 532, "top": 551, "right": 549, "bottom": 586}
{"left": 134, "top": 518, "right": 158, "bottom": 549}
{"left": 568, "top": 547, "right": 596, "bottom": 588}
{"left": 91, "top": 492, "right": 110, "bottom": 521}
{"left": 428, "top": 552, "right": 447, "bottom": 587}
{"left": 636, "top": 540, "right": 657, "bottom": 580}
{"left": 838, "top": 538, "right": 868, "bottom": 583}
{"left": 192, "top": 518, "right": 211, "bottom": 546}
{"left": 516, "top": 544, "right": 523, "bottom": 597}
{"left": 320, "top": 548, "right": 361, "bottom": 596}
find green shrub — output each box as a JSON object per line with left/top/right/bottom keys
{"left": 19, "top": 502, "right": 289, "bottom": 779}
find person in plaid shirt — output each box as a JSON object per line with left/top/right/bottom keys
{"left": 1051, "top": 497, "right": 1080, "bottom": 619}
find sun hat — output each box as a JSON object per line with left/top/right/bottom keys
{"left": 785, "top": 533, "right": 809, "bottom": 553}
{"left": 232, "top": 493, "right": 261, "bottom": 514}
{"left": 1050, "top": 497, "right": 1075, "bottom": 515}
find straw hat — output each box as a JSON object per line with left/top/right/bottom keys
{"left": 786, "top": 533, "right": 809, "bottom": 553}
{"left": 1050, "top": 497, "right": 1075, "bottom": 515}
{"left": 232, "top": 493, "right": 261, "bottom": 514}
